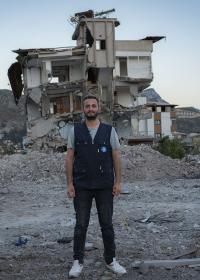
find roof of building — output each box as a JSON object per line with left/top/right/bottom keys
{"left": 141, "top": 36, "right": 166, "bottom": 43}
{"left": 12, "top": 46, "right": 85, "bottom": 56}
{"left": 72, "top": 18, "right": 120, "bottom": 40}
{"left": 146, "top": 101, "right": 177, "bottom": 107}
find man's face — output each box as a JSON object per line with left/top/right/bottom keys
{"left": 83, "top": 98, "right": 99, "bottom": 120}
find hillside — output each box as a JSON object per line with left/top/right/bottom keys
{"left": 0, "top": 89, "right": 26, "bottom": 143}
{"left": 141, "top": 88, "right": 169, "bottom": 104}
{"left": 176, "top": 117, "right": 200, "bottom": 133}
{"left": 177, "top": 106, "right": 200, "bottom": 113}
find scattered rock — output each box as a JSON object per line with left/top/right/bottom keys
{"left": 57, "top": 237, "right": 73, "bottom": 244}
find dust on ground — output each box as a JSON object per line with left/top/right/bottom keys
{"left": 0, "top": 145, "right": 200, "bottom": 280}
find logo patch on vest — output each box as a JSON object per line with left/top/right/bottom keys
{"left": 100, "top": 146, "right": 107, "bottom": 153}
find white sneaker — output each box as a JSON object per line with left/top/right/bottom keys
{"left": 69, "top": 260, "right": 83, "bottom": 278}
{"left": 106, "top": 258, "right": 127, "bottom": 275}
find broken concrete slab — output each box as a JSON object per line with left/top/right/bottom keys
{"left": 31, "top": 116, "right": 57, "bottom": 139}
{"left": 173, "top": 248, "right": 199, "bottom": 260}
{"left": 27, "top": 99, "right": 41, "bottom": 121}
{"left": 28, "top": 87, "right": 42, "bottom": 104}
{"left": 57, "top": 236, "right": 73, "bottom": 244}
{"left": 132, "top": 258, "right": 200, "bottom": 270}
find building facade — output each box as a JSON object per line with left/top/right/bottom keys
{"left": 132, "top": 96, "right": 176, "bottom": 140}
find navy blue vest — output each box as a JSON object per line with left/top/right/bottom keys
{"left": 73, "top": 122, "right": 114, "bottom": 190}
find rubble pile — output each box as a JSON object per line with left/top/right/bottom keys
{"left": 121, "top": 144, "right": 200, "bottom": 181}
{"left": 0, "top": 151, "right": 65, "bottom": 186}
{"left": 184, "top": 154, "right": 200, "bottom": 164}
{"left": 0, "top": 145, "right": 199, "bottom": 186}
{"left": 1, "top": 145, "right": 200, "bottom": 280}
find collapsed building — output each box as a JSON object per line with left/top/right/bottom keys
{"left": 8, "top": 9, "right": 165, "bottom": 150}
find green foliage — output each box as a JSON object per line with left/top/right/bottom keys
{"left": 154, "top": 136, "right": 186, "bottom": 159}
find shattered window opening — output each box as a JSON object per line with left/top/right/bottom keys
{"left": 50, "top": 96, "right": 70, "bottom": 114}
{"left": 96, "top": 40, "right": 106, "bottom": 50}
{"left": 129, "top": 56, "right": 138, "bottom": 60}
{"left": 86, "top": 27, "right": 94, "bottom": 47}
{"left": 73, "top": 95, "right": 82, "bottom": 111}
{"left": 172, "top": 119, "right": 176, "bottom": 126}
{"left": 51, "top": 64, "right": 70, "bottom": 83}
{"left": 155, "top": 133, "right": 161, "bottom": 138}
{"left": 119, "top": 57, "right": 128, "bottom": 77}
{"left": 88, "top": 68, "right": 99, "bottom": 83}
{"left": 49, "top": 77, "right": 59, "bottom": 83}
{"left": 155, "top": 120, "right": 161, "bottom": 125}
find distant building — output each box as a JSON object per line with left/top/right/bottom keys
{"left": 176, "top": 107, "right": 200, "bottom": 118}
{"left": 132, "top": 96, "right": 177, "bottom": 139}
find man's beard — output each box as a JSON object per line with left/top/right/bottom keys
{"left": 84, "top": 112, "right": 98, "bottom": 120}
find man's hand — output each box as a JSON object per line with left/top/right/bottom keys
{"left": 67, "top": 183, "right": 75, "bottom": 198}
{"left": 112, "top": 182, "right": 121, "bottom": 196}
{"left": 66, "top": 148, "right": 75, "bottom": 198}
{"left": 112, "top": 149, "right": 121, "bottom": 197}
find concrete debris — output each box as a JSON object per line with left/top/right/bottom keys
{"left": 173, "top": 248, "right": 198, "bottom": 260}
{"left": 121, "top": 145, "right": 200, "bottom": 181}
{"left": 132, "top": 258, "right": 200, "bottom": 270}
{"left": 137, "top": 210, "right": 184, "bottom": 225}
{"left": 0, "top": 151, "right": 65, "bottom": 186}
{"left": 1, "top": 154, "right": 200, "bottom": 279}
{"left": 184, "top": 154, "right": 200, "bottom": 164}
{"left": 140, "top": 211, "right": 151, "bottom": 223}
{"left": 85, "top": 242, "right": 98, "bottom": 251}
{"left": 0, "top": 145, "right": 199, "bottom": 186}
{"left": 57, "top": 237, "right": 73, "bottom": 244}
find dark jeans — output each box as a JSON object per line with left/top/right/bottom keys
{"left": 73, "top": 189, "right": 116, "bottom": 264}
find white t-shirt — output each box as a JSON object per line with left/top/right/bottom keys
{"left": 67, "top": 125, "right": 120, "bottom": 150}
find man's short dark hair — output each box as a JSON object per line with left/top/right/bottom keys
{"left": 83, "top": 94, "right": 99, "bottom": 103}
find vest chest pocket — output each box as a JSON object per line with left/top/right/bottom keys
{"left": 75, "top": 140, "right": 89, "bottom": 146}
{"left": 96, "top": 144, "right": 111, "bottom": 156}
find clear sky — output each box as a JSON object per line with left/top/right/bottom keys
{"left": 0, "top": 0, "right": 199, "bottom": 108}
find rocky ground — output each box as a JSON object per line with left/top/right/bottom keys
{"left": 0, "top": 145, "right": 200, "bottom": 280}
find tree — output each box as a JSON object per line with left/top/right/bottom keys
{"left": 155, "top": 136, "right": 185, "bottom": 159}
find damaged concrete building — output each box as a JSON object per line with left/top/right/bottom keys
{"left": 8, "top": 9, "right": 164, "bottom": 150}
{"left": 113, "top": 37, "right": 164, "bottom": 143}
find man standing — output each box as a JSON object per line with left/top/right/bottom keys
{"left": 66, "top": 94, "right": 126, "bottom": 278}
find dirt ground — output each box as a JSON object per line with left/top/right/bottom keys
{"left": 0, "top": 147, "right": 200, "bottom": 280}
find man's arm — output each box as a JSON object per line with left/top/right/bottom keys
{"left": 66, "top": 148, "right": 75, "bottom": 198}
{"left": 112, "top": 149, "right": 121, "bottom": 196}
